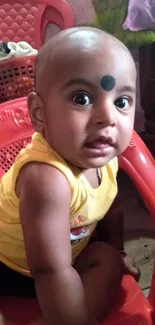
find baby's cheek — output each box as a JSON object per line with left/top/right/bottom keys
{"left": 118, "top": 125, "right": 133, "bottom": 152}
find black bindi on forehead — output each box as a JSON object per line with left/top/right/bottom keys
{"left": 100, "top": 75, "right": 116, "bottom": 91}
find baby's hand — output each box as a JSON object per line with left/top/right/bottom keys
{"left": 121, "top": 252, "right": 140, "bottom": 282}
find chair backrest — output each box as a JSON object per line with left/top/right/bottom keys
{"left": 0, "top": 55, "right": 36, "bottom": 102}
{"left": 0, "top": 96, "right": 33, "bottom": 174}
{"left": 0, "top": 0, "right": 74, "bottom": 49}
{"left": 118, "top": 130, "right": 155, "bottom": 219}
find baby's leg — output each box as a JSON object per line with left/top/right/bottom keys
{"left": 74, "top": 242, "right": 123, "bottom": 321}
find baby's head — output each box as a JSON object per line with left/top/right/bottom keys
{"left": 28, "top": 27, "right": 136, "bottom": 169}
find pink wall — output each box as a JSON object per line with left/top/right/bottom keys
{"left": 67, "top": 0, "right": 96, "bottom": 25}
{"left": 44, "top": 0, "right": 96, "bottom": 42}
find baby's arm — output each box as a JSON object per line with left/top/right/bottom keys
{"left": 18, "top": 163, "right": 95, "bottom": 325}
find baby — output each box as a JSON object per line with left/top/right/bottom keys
{"left": 0, "top": 27, "right": 139, "bottom": 324}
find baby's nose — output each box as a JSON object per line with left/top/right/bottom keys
{"left": 94, "top": 101, "right": 116, "bottom": 127}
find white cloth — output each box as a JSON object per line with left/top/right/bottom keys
{"left": 0, "top": 41, "right": 38, "bottom": 61}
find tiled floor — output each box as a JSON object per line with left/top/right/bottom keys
{"left": 143, "top": 288, "right": 150, "bottom": 297}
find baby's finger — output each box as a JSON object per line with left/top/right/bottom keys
{"left": 127, "top": 265, "right": 141, "bottom": 282}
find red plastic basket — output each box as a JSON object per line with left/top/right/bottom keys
{"left": 0, "top": 55, "right": 36, "bottom": 102}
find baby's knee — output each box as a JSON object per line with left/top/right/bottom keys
{"left": 92, "top": 243, "right": 123, "bottom": 283}
{"left": 75, "top": 242, "right": 123, "bottom": 277}
{"left": 92, "top": 242, "right": 122, "bottom": 269}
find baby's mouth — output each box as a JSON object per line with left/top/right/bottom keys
{"left": 85, "top": 136, "right": 114, "bottom": 150}
{"left": 86, "top": 137, "right": 112, "bottom": 150}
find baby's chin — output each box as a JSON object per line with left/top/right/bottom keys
{"left": 70, "top": 155, "right": 116, "bottom": 170}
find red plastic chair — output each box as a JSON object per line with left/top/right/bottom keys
{"left": 0, "top": 97, "right": 155, "bottom": 325}
{"left": 0, "top": 55, "right": 36, "bottom": 103}
{"left": 103, "top": 132, "right": 155, "bottom": 325}
{"left": 0, "top": 0, "right": 74, "bottom": 49}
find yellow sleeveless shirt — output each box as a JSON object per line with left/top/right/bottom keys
{"left": 0, "top": 133, "right": 118, "bottom": 276}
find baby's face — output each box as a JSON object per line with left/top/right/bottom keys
{"left": 35, "top": 45, "right": 136, "bottom": 169}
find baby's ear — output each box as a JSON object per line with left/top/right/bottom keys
{"left": 27, "top": 92, "right": 44, "bottom": 132}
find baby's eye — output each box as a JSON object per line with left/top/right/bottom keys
{"left": 72, "top": 93, "right": 92, "bottom": 106}
{"left": 114, "top": 97, "right": 130, "bottom": 110}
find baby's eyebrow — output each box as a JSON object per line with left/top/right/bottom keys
{"left": 62, "top": 78, "right": 95, "bottom": 89}
{"left": 117, "top": 85, "right": 136, "bottom": 94}
{"left": 62, "top": 79, "right": 136, "bottom": 95}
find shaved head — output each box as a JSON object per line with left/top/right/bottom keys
{"left": 35, "top": 27, "right": 135, "bottom": 98}
{"left": 29, "top": 26, "right": 136, "bottom": 169}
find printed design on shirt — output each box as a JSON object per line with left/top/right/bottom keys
{"left": 70, "top": 205, "right": 97, "bottom": 246}
{"left": 70, "top": 225, "right": 91, "bottom": 241}
{"left": 71, "top": 215, "right": 86, "bottom": 227}
{"left": 70, "top": 220, "right": 97, "bottom": 247}
{"left": 71, "top": 204, "right": 89, "bottom": 228}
